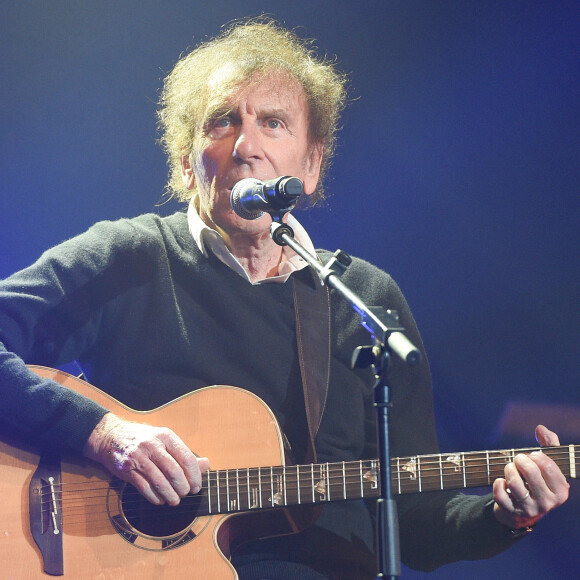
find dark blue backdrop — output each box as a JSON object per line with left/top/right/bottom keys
{"left": 1, "top": 2, "right": 578, "bottom": 577}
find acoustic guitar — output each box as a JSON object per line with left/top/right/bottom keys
{"left": 1, "top": 366, "right": 577, "bottom": 578}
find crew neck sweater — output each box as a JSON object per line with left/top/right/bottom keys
{"left": 0, "top": 211, "right": 520, "bottom": 574}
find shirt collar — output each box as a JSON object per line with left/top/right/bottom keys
{"left": 186, "top": 195, "right": 316, "bottom": 284}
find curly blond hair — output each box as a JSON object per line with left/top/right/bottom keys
{"left": 157, "top": 17, "right": 348, "bottom": 205}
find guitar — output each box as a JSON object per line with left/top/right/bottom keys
{"left": 0, "top": 366, "right": 577, "bottom": 579}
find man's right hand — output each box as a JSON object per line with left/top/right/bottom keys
{"left": 84, "top": 412, "right": 210, "bottom": 506}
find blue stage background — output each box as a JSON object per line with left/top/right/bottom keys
{"left": 1, "top": 2, "right": 578, "bottom": 577}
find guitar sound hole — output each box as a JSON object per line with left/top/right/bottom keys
{"left": 120, "top": 484, "right": 205, "bottom": 538}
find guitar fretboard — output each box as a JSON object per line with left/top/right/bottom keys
{"left": 197, "top": 445, "right": 578, "bottom": 516}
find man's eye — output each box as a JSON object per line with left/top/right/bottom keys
{"left": 214, "top": 117, "right": 232, "bottom": 128}
{"left": 266, "top": 119, "right": 281, "bottom": 129}
{"left": 206, "top": 116, "right": 233, "bottom": 137}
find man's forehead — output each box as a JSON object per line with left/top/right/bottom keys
{"left": 204, "top": 67, "right": 307, "bottom": 114}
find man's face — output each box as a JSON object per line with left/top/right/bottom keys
{"left": 182, "top": 72, "right": 322, "bottom": 239}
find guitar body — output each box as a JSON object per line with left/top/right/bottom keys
{"left": 0, "top": 366, "right": 296, "bottom": 579}
{"left": 3, "top": 367, "right": 577, "bottom": 578}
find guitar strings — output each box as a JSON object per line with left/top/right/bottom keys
{"left": 36, "top": 445, "right": 577, "bottom": 530}
{"left": 41, "top": 446, "right": 576, "bottom": 499}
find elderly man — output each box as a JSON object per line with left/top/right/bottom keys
{"left": 0, "top": 18, "right": 569, "bottom": 579}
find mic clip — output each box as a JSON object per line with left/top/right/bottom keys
{"left": 270, "top": 222, "right": 295, "bottom": 245}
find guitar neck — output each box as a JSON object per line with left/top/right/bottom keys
{"left": 198, "top": 444, "right": 578, "bottom": 516}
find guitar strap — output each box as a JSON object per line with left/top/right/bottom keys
{"left": 292, "top": 266, "right": 331, "bottom": 463}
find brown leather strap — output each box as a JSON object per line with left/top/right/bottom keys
{"left": 292, "top": 267, "right": 331, "bottom": 462}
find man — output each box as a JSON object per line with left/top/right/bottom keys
{"left": 0, "top": 18, "right": 569, "bottom": 579}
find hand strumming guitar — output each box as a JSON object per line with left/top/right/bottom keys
{"left": 84, "top": 412, "right": 210, "bottom": 506}
{"left": 493, "top": 425, "right": 570, "bottom": 531}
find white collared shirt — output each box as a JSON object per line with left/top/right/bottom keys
{"left": 186, "top": 196, "right": 316, "bottom": 284}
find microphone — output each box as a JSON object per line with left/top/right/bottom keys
{"left": 230, "top": 176, "right": 303, "bottom": 220}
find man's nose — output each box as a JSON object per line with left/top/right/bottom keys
{"left": 233, "top": 122, "right": 263, "bottom": 163}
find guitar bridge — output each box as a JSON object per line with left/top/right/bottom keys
{"left": 29, "top": 454, "right": 64, "bottom": 575}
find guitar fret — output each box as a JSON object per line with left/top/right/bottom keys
{"left": 486, "top": 450, "right": 491, "bottom": 486}
{"left": 296, "top": 467, "right": 302, "bottom": 504}
{"left": 399, "top": 456, "right": 419, "bottom": 493}
{"left": 314, "top": 464, "right": 318, "bottom": 501}
{"left": 443, "top": 454, "right": 459, "bottom": 491}
{"left": 207, "top": 472, "right": 212, "bottom": 514}
{"left": 211, "top": 470, "right": 218, "bottom": 513}
{"left": 235, "top": 468, "right": 240, "bottom": 511}
{"left": 216, "top": 470, "right": 221, "bottom": 513}
{"left": 272, "top": 466, "right": 284, "bottom": 506}
{"left": 314, "top": 464, "right": 325, "bottom": 501}
{"left": 337, "top": 463, "right": 343, "bottom": 499}
{"left": 397, "top": 457, "right": 401, "bottom": 494}
{"left": 282, "top": 467, "right": 288, "bottom": 506}
{"left": 223, "top": 470, "right": 228, "bottom": 512}
{"left": 223, "top": 469, "right": 229, "bottom": 512}
{"left": 347, "top": 463, "right": 354, "bottom": 499}
{"left": 497, "top": 451, "right": 508, "bottom": 480}
{"left": 461, "top": 452, "right": 466, "bottom": 488}
{"left": 365, "top": 460, "right": 378, "bottom": 495}
{"left": 296, "top": 465, "right": 301, "bottom": 504}
{"left": 327, "top": 464, "right": 333, "bottom": 500}
{"left": 248, "top": 468, "right": 258, "bottom": 509}
{"left": 438, "top": 454, "right": 443, "bottom": 490}
{"left": 417, "top": 456, "right": 422, "bottom": 492}
{"left": 570, "top": 445, "right": 576, "bottom": 479}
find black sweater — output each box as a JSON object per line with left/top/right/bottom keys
{"left": 0, "top": 212, "right": 519, "bottom": 574}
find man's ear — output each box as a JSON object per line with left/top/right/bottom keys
{"left": 302, "top": 142, "right": 324, "bottom": 196}
{"left": 180, "top": 154, "right": 195, "bottom": 190}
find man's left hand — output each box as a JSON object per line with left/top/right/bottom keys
{"left": 493, "top": 424, "right": 570, "bottom": 531}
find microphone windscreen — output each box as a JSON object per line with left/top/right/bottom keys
{"left": 230, "top": 178, "right": 265, "bottom": 220}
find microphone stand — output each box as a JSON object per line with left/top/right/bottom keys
{"left": 270, "top": 219, "right": 421, "bottom": 580}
